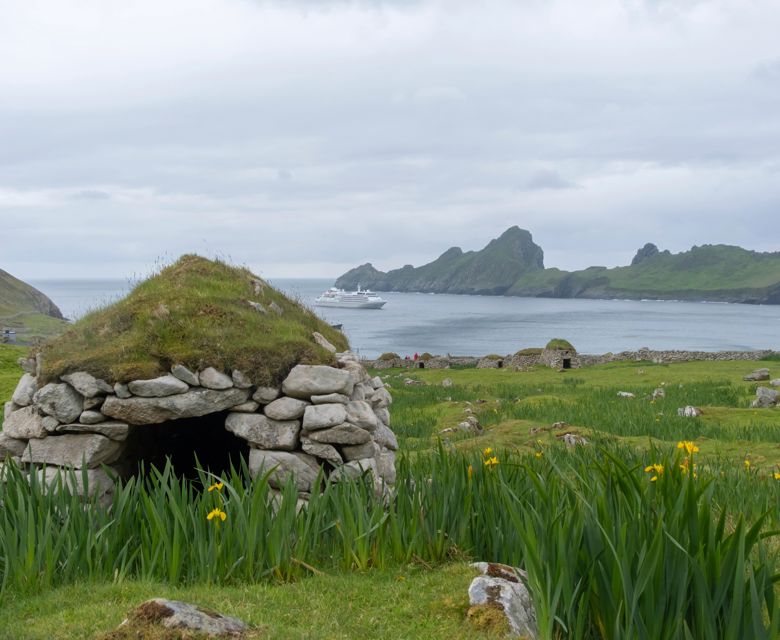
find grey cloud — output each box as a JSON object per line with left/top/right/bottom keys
{"left": 1, "top": 0, "right": 779, "bottom": 278}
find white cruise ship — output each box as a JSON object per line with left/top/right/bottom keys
{"left": 315, "top": 286, "right": 387, "bottom": 309}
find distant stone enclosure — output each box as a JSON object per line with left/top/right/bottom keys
{"left": 1, "top": 352, "right": 396, "bottom": 502}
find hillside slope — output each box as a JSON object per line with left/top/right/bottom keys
{"left": 0, "top": 269, "right": 67, "bottom": 343}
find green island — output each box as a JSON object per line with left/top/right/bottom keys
{"left": 336, "top": 226, "right": 780, "bottom": 304}
{"left": 2, "top": 335, "right": 780, "bottom": 637}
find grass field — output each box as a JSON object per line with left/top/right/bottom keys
{"left": 1, "top": 349, "right": 779, "bottom": 638}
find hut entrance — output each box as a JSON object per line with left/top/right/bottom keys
{"left": 418, "top": 362, "right": 425, "bottom": 369}
{"left": 122, "top": 411, "right": 250, "bottom": 481}
{"left": 562, "top": 358, "right": 572, "bottom": 369}
{"left": 497, "top": 360, "right": 504, "bottom": 369}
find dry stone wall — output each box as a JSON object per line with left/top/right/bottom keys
{"left": 1, "top": 352, "right": 396, "bottom": 501}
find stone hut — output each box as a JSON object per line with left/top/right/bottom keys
{"left": 539, "top": 339, "right": 579, "bottom": 370}
{"left": 0, "top": 256, "right": 397, "bottom": 501}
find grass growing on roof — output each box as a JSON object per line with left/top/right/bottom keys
{"left": 544, "top": 338, "right": 574, "bottom": 351}
{"left": 35, "top": 255, "right": 349, "bottom": 385}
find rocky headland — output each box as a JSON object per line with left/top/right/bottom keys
{"left": 336, "top": 226, "right": 780, "bottom": 304}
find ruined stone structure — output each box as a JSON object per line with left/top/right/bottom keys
{"left": 1, "top": 352, "right": 396, "bottom": 502}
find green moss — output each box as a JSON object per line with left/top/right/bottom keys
{"left": 515, "top": 348, "right": 542, "bottom": 356}
{"left": 419, "top": 352, "right": 434, "bottom": 361}
{"left": 35, "top": 255, "right": 349, "bottom": 386}
{"left": 378, "top": 352, "right": 401, "bottom": 361}
{"left": 483, "top": 354, "right": 504, "bottom": 361}
{"left": 545, "top": 339, "right": 574, "bottom": 351}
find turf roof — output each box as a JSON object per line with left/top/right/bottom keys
{"left": 37, "top": 255, "right": 349, "bottom": 386}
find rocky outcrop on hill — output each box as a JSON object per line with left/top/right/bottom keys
{"left": 336, "top": 228, "right": 780, "bottom": 304}
{"left": 336, "top": 226, "right": 545, "bottom": 295}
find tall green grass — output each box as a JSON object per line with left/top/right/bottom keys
{"left": 1, "top": 441, "right": 778, "bottom": 638}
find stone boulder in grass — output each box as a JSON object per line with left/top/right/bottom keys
{"left": 2, "top": 255, "right": 397, "bottom": 502}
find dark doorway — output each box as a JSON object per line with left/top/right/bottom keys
{"left": 497, "top": 360, "right": 503, "bottom": 369}
{"left": 120, "top": 411, "right": 250, "bottom": 481}
{"left": 418, "top": 362, "right": 425, "bottom": 369}
{"left": 562, "top": 358, "right": 572, "bottom": 369}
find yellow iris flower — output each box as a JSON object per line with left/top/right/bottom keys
{"left": 207, "top": 482, "right": 224, "bottom": 492}
{"left": 677, "top": 441, "right": 699, "bottom": 455}
{"left": 207, "top": 508, "right": 227, "bottom": 522}
{"left": 484, "top": 456, "right": 499, "bottom": 468}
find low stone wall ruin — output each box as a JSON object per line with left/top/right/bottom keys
{"left": 1, "top": 353, "right": 396, "bottom": 501}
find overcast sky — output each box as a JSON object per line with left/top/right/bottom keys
{"left": 2, "top": 0, "right": 779, "bottom": 280}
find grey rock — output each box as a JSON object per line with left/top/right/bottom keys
{"left": 302, "top": 403, "right": 347, "bottom": 430}
{"left": 3, "top": 401, "right": 19, "bottom": 421}
{"left": 114, "top": 383, "right": 132, "bottom": 399}
{"left": 198, "top": 367, "right": 233, "bottom": 390}
{"left": 617, "top": 391, "right": 635, "bottom": 398}
{"left": 102, "top": 387, "right": 250, "bottom": 425}
{"left": 677, "top": 406, "right": 702, "bottom": 417}
{"left": 252, "top": 386, "right": 280, "bottom": 404}
{"left": 54, "top": 421, "right": 130, "bottom": 441}
{"left": 23, "top": 433, "right": 124, "bottom": 468}
{"left": 83, "top": 396, "right": 103, "bottom": 410}
{"left": 373, "top": 422, "right": 399, "bottom": 451}
{"left": 341, "top": 440, "right": 378, "bottom": 462}
{"left": 120, "top": 599, "right": 248, "bottom": 637}
{"left": 33, "top": 466, "right": 116, "bottom": 500}
{"left": 3, "top": 405, "right": 47, "bottom": 439}
{"left": 264, "top": 397, "right": 309, "bottom": 420}
{"left": 374, "top": 407, "right": 390, "bottom": 427}
{"left": 756, "top": 386, "right": 779, "bottom": 402}
{"left": 248, "top": 449, "right": 319, "bottom": 491}
{"left": 312, "top": 331, "right": 337, "bottom": 353}
{"left": 441, "top": 377, "right": 453, "bottom": 388}
{"left": 171, "top": 364, "right": 200, "bottom": 386}
{"left": 0, "top": 432, "right": 27, "bottom": 459}
{"left": 42, "top": 415, "right": 60, "bottom": 432}
{"left": 247, "top": 300, "right": 267, "bottom": 314}
{"left": 342, "top": 361, "right": 369, "bottom": 386}
{"left": 371, "top": 387, "right": 392, "bottom": 409}
{"left": 330, "top": 457, "right": 379, "bottom": 482}
{"left": 79, "top": 410, "right": 107, "bottom": 424}
{"left": 370, "top": 376, "right": 384, "bottom": 390}
{"left": 225, "top": 413, "right": 300, "bottom": 450}
{"left": 230, "top": 400, "right": 260, "bottom": 413}
{"left": 469, "top": 563, "right": 537, "bottom": 639}
{"left": 345, "top": 400, "right": 377, "bottom": 431}
{"left": 282, "top": 365, "right": 354, "bottom": 399}
{"left": 376, "top": 447, "right": 397, "bottom": 484}
{"left": 11, "top": 373, "right": 37, "bottom": 406}
{"left": 744, "top": 368, "right": 770, "bottom": 382}
{"left": 128, "top": 375, "right": 189, "bottom": 398}
{"left": 34, "top": 383, "right": 83, "bottom": 423}
{"left": 311, "top": 393, "right": 350, "bottom": 405}
{"left": 269, "top": 301, "right": 284, "bottom": 316}
{"left": 770, "top": 379, "right": 780, "bottom": 387}
{"left": 300, "top": 438, "right": 343, "bottom": 465}
{"left": 349, "top": 384, "right": 366, "bottom": 401}
{"left": 231, "top": 369, "right": 253, "bottom": 389}
{"left": 652, "top": 388, "right": 666, "bottom": 399}
{"left": 61, "top": 371, "right": 113, "bottom": 397}
{"left": 306, "top": 423, "right": 371, "bottom": 445}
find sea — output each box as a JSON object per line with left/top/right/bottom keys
{"left": 29, "top": 278, "right": 780, "bottom": 359}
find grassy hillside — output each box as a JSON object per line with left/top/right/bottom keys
{"left": 0, "top": 269, "right": 68, "bottom": 343}
{"left": 2, "top": 356, "right": 780, "bottom": 637}
{"left": 36, "top": 255, "right": 349, "bottom": 385}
